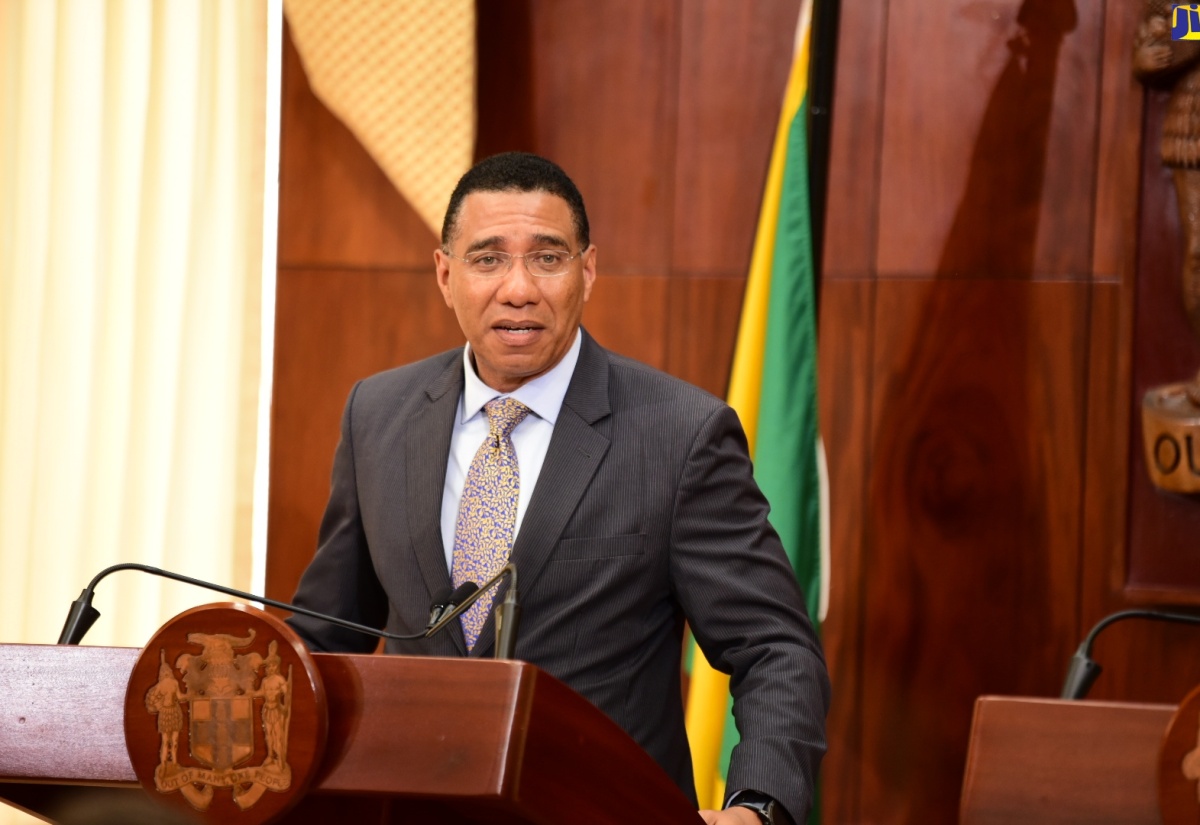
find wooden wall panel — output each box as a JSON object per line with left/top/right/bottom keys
{"left": 475, "top": 1, "right": 535, "bottom": 159}
{"left": 580, "top": 274, "right": 670, "bottom": 371}
{"left": 876, "top": 0, "right": 1102, "bottom": 279}
{"left": 277, "top": 32, "right": 434, "bottom": 269}
{"left": 859, "top": 279, "right": 1087, "bottom": 823}
{"left": 1079, "top": 77, "right": 1200, "bottom": 705}
{"left": 816, "top": 278, "right": 875, "bottom": 825}
{"left": 1091, "top": 1, "right": 1143, "bottom": 282}
{"left": 813, "top": 0, "right": 1182, "bottom": 818}
{"left": 268, "top": 23, "right": 462, "bottom": 604}
{"left": 1125, "top": 91, "right": 1200, "bottom": 597}
{"left": 671, "top": 0, "right": 800, "bottom": 275}
{"left": 821, "top": 0, "right": 886, "bottom": 281}
{"left": 664, "top": 277, "right": 745, "bottom": 398}
{"left": 1081, "top": 283, "right": 1133, "bottom": 610}
{"left": 267, "top": 270, "right": 464, "bottom": 599}
{"left": 1077, "top": 0, "right": 1143, "bottom": 660}
{"left": 1087, "top": 619, "right": 1200, "bottom": 705}
{"left": 527, "top": 1, "right": 681, "bottom": 277}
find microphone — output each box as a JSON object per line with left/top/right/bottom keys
{"left": 425, "top": 563, "right": 520, "bottom": 659}
{"left": 495, "top": 573, "right": 521, "bottom": 660}
{"left": 1060, "top": 608, "right": 1200, "bottom": 699}
{"left": 427, "top": 583, "right": 479, "bottom": 630}
{"left": 427, "top": 586, "right": 453, "bottom": 630}
{"left": 57, "top": 563, "right": 479, "bottom": 647}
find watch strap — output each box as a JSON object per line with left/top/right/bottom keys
{"left": 730, "top": 791, "right": 778, "bottom": 825}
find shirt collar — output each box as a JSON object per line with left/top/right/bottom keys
{"left": 460, "top": 328, "right": 582, "bottom": 425}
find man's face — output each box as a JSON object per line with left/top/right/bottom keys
{"left": 435, "top": 190, "right": 596, "bottom": 393}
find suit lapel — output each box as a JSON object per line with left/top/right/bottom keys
{"left": 471, "top": 331, "right": 611, "bottom": 658}
{"left": 407, "top": 355, "right": 468, "bottom": 655}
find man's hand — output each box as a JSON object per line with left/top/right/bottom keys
{"left": 698, "top": 807, "right": 762, "bottom": 825}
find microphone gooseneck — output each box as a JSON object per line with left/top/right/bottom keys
{"left": 57, "top": 562, "right": 520, "bottom": 660}
{"left": 424, "top": 564, "right": 518, "bottom": 658}
{"left": 58, "top": 563, "right": 432, "bottom": 646}
{"left": 1060, "top": 608, "right": 1200, "bottom": 699}
{"left": 494, "top": 567, "right": 521, "bottom": 660}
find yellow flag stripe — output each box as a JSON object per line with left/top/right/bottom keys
{"left": 684, "top": 660, "right": 730, "bottom": 809}
{"left": 725, "top": 3, "right": 812, "bottom": 454}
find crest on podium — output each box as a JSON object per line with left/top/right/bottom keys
{"left": 124, "top": 603, "right": 326, "bottom": 825}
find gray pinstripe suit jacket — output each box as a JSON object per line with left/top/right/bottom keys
{"left": 288, "top": 329, "right": 829, "bottom": 818}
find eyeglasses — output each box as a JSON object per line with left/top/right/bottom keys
{"left": 442, "top": 247, "right": 585, "bottom": 278}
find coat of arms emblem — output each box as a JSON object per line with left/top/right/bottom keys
{"left": 143, "top": 629, "right": 293, "bottom": 811}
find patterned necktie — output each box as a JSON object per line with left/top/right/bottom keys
{"left": 451, "top": 397, "right": 531, "bottom": 650}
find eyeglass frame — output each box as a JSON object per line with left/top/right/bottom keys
{"left": 440, "top": 245, "right": 589, "bottom": 279}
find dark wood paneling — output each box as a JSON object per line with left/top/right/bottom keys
{"left": 528, "top": 1, "right": 680, "bottom": 276}
{"left": 814, "top": 7, "right": 890, "bottom": 809}
{"left": 1092, "top": 0, "right": 1144, "bottom": 282}
{"left": 671, "top": 0, "right": 800, "bottom": 276}
{"left": 475, "top": 1, "right": 536, "bottom": 160}
{"left": 266, "top": 269, "right": 464, "bottom": 601}
{"left": 664, "top": 276, "right": 745, "bottom": 398}
{"left": 817, "top": 0, "right": 1197, "bottom": 819}
{"left": 1125, "top": 90, "right": 1200, "bottom": 597}
{"left": 861, "top": 279, "right": 1088, "bottom": 823}
{"left": 876, "top": 0, "right": 1101, "bottom": 279}
{"left": 580, "top": 273, "right": 670, "bottom": 371}
{"left": 1074, "top": 79, "right": 1200, "bottom": 705}
{"left": 1081, "top": 283, "right": 1133, "bottom": 612}
{"left": 1087, "top": 618, "right": 1200, "bottom": 705}
{"left": 815, "top": 277, "right": 875, "bottom": 825}
{"left": 822, "top": 0, "right": 887, "bottom": 282}
{"left": 1076, "top": 0, "right": 1144, "bottom": 656}
{"left": 277, "top": 28, "right": 435, "bottom": 269}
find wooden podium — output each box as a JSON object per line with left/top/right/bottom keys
{"left": 0, "top": 642, "right": 702, "bottom": 824}
{"left": 959, "top": 695, "right": 1178, "bottom": 825}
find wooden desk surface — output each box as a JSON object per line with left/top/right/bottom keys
{"left": 960, "top": 695, "right": 1176, "bottom": 825}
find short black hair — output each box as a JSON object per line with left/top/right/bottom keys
{"left": 440, "top": 152, "right": 590, "bottom": 250}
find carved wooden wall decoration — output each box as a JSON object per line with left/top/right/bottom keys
{"left": 1128, "top": 94, "right": 1200, "bottom": 592}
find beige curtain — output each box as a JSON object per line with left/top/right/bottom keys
{"left": 0, "top": 0, "right": 266, "bottom": 685}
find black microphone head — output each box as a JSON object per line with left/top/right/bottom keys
{"left": 1061, "top": 648, "right": 1103, "bottom": 700}
{"left": 430, "top": 586, "right": 453, "bottom": 608}
{"left": 58, "top": 589, "right": 101, "bottom": 645}
{"left": 450, "top": 582, "right": 479, "bottom": 603}
{"left": 426, "top": 586, "right": 455, "bottom": 631}
{"left": 426, "top": 584, "right": 480, "bottom": 631}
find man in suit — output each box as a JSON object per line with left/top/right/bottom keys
{"left": 288, "top": 152, "right": 829, "bottom": 824}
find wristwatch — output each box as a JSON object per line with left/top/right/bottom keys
{"left": 730, "top": 791, "right": 787, "bottom": 825}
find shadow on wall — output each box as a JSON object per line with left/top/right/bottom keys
{"left": 938, "top": 0, "right": 1079, "bottom": 278}
{"left": 869, "top": 0, "right": 1078, "bottom": 819}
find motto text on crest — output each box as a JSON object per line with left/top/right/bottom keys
{"left": 144, "top": 631, "right": 294, "bottom": 811}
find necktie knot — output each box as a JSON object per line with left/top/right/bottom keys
{"left": 484, "top": 397, "right": 530, "bottom": 440}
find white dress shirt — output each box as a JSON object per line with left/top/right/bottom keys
{"left": 439, "top": 329, "right": 583, "bottom": 569}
